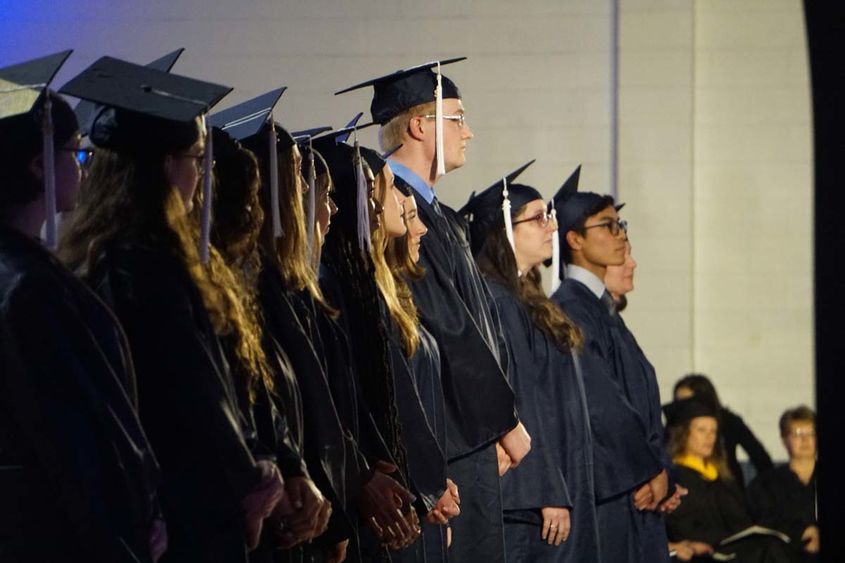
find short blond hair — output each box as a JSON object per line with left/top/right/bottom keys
{"left": 379, "top": 101, "right": 436, "bottom": 151}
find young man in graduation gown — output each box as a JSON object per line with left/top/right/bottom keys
{"left": 335, "top": 59, "right": 531, "bottom": 561}
{"left": 549, "top": 174, "right": 668, "bottom": 563}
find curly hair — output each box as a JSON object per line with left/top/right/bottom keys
{"left": 321, "top": 151, "right": 408, "bottom": 477}
{"left": 476, "top": 207, "right": 582, "bottom": 351}
{"left": 59, "top": 146, "right": 236, "bottom": 339}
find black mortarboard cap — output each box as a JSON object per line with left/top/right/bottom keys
{"left": 662, "top": 398, "right": 719, "bottom": 429}
{"left": 75, "top": 48, "right": 185, "bottom": 136}
{"left": 460, "top": 160, "right": 540, "bottom": 256}
{"left": 335, "top": 58, "right": 466, "bottom": 125}
{"left": 60, "top": 56, "right": 231, "bottom": 154}
{"left": 0, "top": 50, "right": 72, "bottom": 121}
{"left": 208, "top": 87, "right": 286, "bottom": 142}
{"left": 552, "top": 164, "right": 611, "bottom": 235}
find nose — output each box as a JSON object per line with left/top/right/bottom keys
{"left": 462, "top": 123, "right": 474, "bottom": 140}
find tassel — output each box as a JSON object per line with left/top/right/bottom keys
{"left": 199, "top": 116, "right": 213, "bottom": 265}
{"left": 42, "top": 95, "right": 57, "bottom": 250}
{"left": 353, "top": 133, "right": 371, "bottom": 252}
{"left": 502, "top": 176, "right": 515, "bottom": 255}
{"left": 269, "top": 118, "right": 282, "bottom": 238}
{"left": 434, "top": 61, "right": 446, "bottom": 178}
{"left": 305, "top": 139, "right": 317, "bottom": 254}
{"left": 550, "top": 203, "right": 561, "bottom": 294}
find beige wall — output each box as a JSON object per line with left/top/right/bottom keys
{"left": 1, "top": 0, "right": 812, "bottom": 459}
{"left": 620, "top": 0, "right": 813, "bottom": 460}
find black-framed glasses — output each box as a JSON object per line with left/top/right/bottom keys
{"left": 421, "top": 113, "right": 468, "bottom": 128}
{"left": 583, "top": 218, "right": 628, "bottom": 237}
{"left": 512, "top": 211, "right": 551, "bottom": 228}
{"left": 59, "top": 148, "right": 95, "bottom": 168}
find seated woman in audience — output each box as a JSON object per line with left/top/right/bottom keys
{"left": 747, "top": 406, "right": 818, "bottom": 562}
{"left": 674, "top": 374, "right": 773, "bottom": 489}
{"left": 664, "top": 398, "right": 792, "bottom": 563}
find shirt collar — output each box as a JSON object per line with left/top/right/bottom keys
{"left": 565, "top": 264, "right": 606, "bottom": 299}
{"left": 388, "top": 159, "right": 436, "bottom": 204}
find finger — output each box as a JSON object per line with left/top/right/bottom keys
{"left": 368, "top": 516, "right": 383, "bottom": 538}
{"left": 542, "top": 518, "right": 550, "bottom": 540}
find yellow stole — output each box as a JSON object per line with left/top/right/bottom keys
{"left": 674, "top": 454, "right": 719, "bottom": 481}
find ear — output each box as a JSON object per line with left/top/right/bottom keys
{"left": 28, "top": 154, "right": 45, "bottom": 183}
{"left": 406, "top": 115, "right": 426, "bottom": 142}
{"left": 565, "top": 229, "right": 584, "bottom": 253}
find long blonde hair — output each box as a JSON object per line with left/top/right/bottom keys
{"left": 370, "top": 172, "right": 420, "bottom": 357}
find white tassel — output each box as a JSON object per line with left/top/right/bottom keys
{"left": 305, "top": 139, "right": 316, "bottom": 254}
{"left": 550, "top": 204, "right": 561, "bottom": 294}
{"left": 42, "top": 95, "right": 57, "bottom": 250}
{"left": 434, "top": 61, "right": 446, "bottom": 178}
{"left": 354, "top": 135, "right": 371, "bottom": 251}
{"left": 269, "top": 118, "right": 282, "bottom": 238}
{"left": 502, "top": 176, "right": 515, "bottom": 255}
{"left": 199, "top": 117, "right": 213, "bottom": 265}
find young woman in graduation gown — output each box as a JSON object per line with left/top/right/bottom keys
{"left": 663, "top": 398, "right": 792, "bottom": 563}
{"left": 464, "top": 177, "right": 599, "bottom": 563}
{"left": 205, "top": 127, "right": 333, "bottom": 561}
{"left": 386, "top": 192, "right": 462, "bottom": 562}
{"left": 364, "top": 146, "right": 465, "bottom": 562}
{"left": 317, "top": 137, "right": 434, "bottom": 558}
{"left": 549, "top": 186, "right": 666, "bottom": 563}
{"left": 248, "top": 123, "right": 417, "bottom": 561}
{"left": 1, "top": 87, "right": 163, "bottom": 562}
{"left": 59, "top": 64, "right": 285, "bottom": 561}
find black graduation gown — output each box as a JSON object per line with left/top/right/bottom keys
{"left": 88, "top": 241, "right": 263, "bottom": 562}
{"left": 0, "top": 227, "right": 160, "bottom": 562}
{"left": 551, "top": 278, "right": 662, "bottom": 563}
{"left": 719, "top": 407, "right": 774, "bottom": 489}
{"left": 256, "top": 258, "right": 355, "bottom": 556}
{"left": 410, "top": 324, "right": 449, "bottom": 563}
{"left": 666, "top": 465, "right": 793, "bottom": 563}
{"left": 487, "top": 280, "right": 600, "bottom": 563}
{"left": 607, "top": 311, "right": 672, "bottom": 563}
{"left": 395, "top": 176, "right": 513, "bottom": 563}
{"left": 747, "top": 465, "right": 817, "bottom": 563}
{"left": 395, "top": 178, "right": 516, "bottom": 457}
{"left": 380, "top": 303, "right": 447, "bottom": 563}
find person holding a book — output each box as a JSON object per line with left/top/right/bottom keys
{"left": 747, "top": 406, "right": 818, "bottom": 562}
{"left": 663, "top": 398, "right": 792, "bottom": 562}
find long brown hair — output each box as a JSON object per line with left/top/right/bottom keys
{"left": 254, "top": 139, "right": 332, "bottom": 313}
{"left": 476, "top": 210, "right": 582, "bottom": 351}
{"left": 60, "top": 147, "right": 271, "bottom": 398}
{"left": 667, "top": 418, "right": 733, "bottom": 481}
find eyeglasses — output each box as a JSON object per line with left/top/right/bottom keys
{"left": 59, "top": 148, "right": 95, "bottom": 168}
{"left": 583, "top": 218, "right": 628, "bottom": 237}
{"left": 177, "top": 152, "right": 215, "bottom": 175}
{"left": 512, "top": 211, "right": 551, "bottom": 228}
{"left": 421, "top": 113, "right": 468, "bottom": 128}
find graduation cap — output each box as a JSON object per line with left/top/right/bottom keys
{"left": 460, "top": 160, "right": 539, "bottom": 258}
{"left": 313, "top": 116, "right": 382, "bottom": 252}
{"left": 60, "top": 56, "right": 232, "bottom": 264}
{"left": 662, "top": 398, "right": 719, "bottom": 429}
{"left": 1, "top": 50, "right": 74, "bottom": 250}
{"left": 336, "top": 57, "right": 466, "bottom": 179}
{"left": 75, "top": 48, "right": 186, "bottom": 137}
{"left": 209, "top": 88, "right": 289, "bottom": 240}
